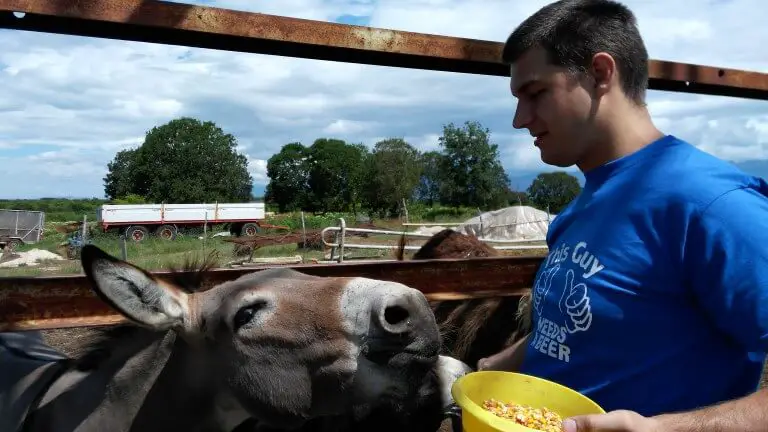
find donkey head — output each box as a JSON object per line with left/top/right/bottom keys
{"left": 80, "top": 245, "right": 441, "bottom": 429}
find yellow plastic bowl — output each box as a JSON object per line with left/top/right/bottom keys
{"left": 451, "top": 371, "right": 605, "bottom": 432}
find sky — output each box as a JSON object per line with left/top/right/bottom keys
{"left": 1, "top": 0, "right": 767, "bottom": 199}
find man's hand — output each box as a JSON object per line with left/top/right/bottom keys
{"left": 562, "top": 410, "right": 659, "bottom": 432}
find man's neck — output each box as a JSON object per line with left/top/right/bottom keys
{"left": 578, "top": 104, "right": 664, "bottom": 173}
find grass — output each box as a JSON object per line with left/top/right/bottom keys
{"left": 0, "top": 213, "right": 548, "bottom": 277}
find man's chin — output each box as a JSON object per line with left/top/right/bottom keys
{"left": 540, "top": 150, "right": 575, "bottom": 168}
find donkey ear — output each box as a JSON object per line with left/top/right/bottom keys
{"left": 80, "top": 245, "right": 189, "bottom": 330}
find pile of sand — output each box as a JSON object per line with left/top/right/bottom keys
{"left": 0, "top": 248, "right": 65, "bottom": 268}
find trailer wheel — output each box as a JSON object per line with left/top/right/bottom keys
{"left": 5, "top": 239, "right": 23, "bottom": 252}
{"left": 155, "top": 224, "right": 177, "bottom": 240}
{"left": 126, "top": 226, "right": 149, "bottom": 242}
{"left": 241, "top": 223, "right": 260, "bottom": 237}
{"left": 2, "top": 239, "right": 22, "bottom": 252}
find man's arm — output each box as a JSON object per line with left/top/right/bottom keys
{"left": 651, "top": 388, "right": 768, "bottom": 432}
{"left": 476, "top": 333, "right": 530, "bottom": 371}
{"left": 566, "top": 389, "right": 768, "bottom": 432}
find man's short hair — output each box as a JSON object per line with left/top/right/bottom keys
{"left": 502, "top": 0, "right": 649, "bottom": 104}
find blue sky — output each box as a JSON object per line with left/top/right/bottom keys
{"left": 1, "top": 0, "right": 767, "bottom": 199}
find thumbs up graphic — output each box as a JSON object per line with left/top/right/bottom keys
{"left": 559, "top": 269, "right": 593, "bottom": 333}
{"left": 533, "top": 264, "right": 560, "bottom": 316}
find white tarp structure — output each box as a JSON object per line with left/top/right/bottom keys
{"left": 455, "top": 205, "right": 554, "bottom": 241}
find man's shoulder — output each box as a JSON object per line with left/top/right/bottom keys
{"left": 641, "top": 137, "right": 766, "bottom": 211}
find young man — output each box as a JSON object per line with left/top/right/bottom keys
{"left": 477, "top": 0, "right": 768, "bottom": 431}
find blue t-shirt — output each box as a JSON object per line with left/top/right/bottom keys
{"left": 518, "top": 134, "right": 768, "bottom": 416}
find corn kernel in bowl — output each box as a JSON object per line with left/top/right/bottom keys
{"left": 481, "top": 398, "right": 563, "bottom": 432}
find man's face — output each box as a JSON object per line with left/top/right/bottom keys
{"left": 510, "top": 47, "right": 597, "bottom": 168}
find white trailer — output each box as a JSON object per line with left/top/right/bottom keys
{"left": 96, "top": 202, "right": 267, "bottom": 242}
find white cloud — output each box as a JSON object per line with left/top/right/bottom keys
{"left": 248, "top": 158, "right": 269, "bottom": 184}
{"left": 1, "top": 0, "right": 768, "bottom": 199}
{"left": 323, "top": 119, "right": 381, "bottom": 135}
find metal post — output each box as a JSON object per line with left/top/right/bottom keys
{"left": 81, "top": 214, "right": 87, "bottom": 243}
{"left": 203, "top": 210, "right": 208, "bottom": 257}
{"left": 300, "top": 211, "right": 307, "bottom": 261}
{"left": 119, "top": 234, "right": 128, "bottom": 260}
{"left": 337, "top": 217, "right": 346, "bottom": 263}
{"left": 477, "top": 208, "right": 484, "bottom": 238}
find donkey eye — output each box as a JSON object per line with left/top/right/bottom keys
{"left": 233, "top": 300, "right": 268, "bottom": 330}
{"left": 234, "top": 307, "right": 255, "bottom": 330}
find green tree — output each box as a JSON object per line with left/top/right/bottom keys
{"left": 414, "top": 150, "right": 443, "bottom": 206}
{"left": 103, "top": 149, "right": 138, "bottom": 201}
{"left": 305, "top": 138, "right": 368, "bottom": 214}
{"left": 264, "top": 142, "right": 310, "bottom": 212}
{"left": 505, "top": 188, "right": 531, "bottom": 206}
{"left": 362, "top": 138, "right": 423, "bottom": 216}
{"left": 437, "top": 121, "right": 510, "bottom": 209}
{"left": 344, "top": 143, "right": 370, "bottom": 217}
{"left": 527, "top": 171, "right": 582, "bottom": 213}
{"left": 112, "top": 194, "right": 148, "bottom": 205}
{"left": 103, "top": 117, "right": 254, "bottom": 203}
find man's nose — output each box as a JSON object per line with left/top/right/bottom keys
{"left": 512, "top": 101, "right": 532, "bottom": 130}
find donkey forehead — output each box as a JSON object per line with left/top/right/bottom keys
{"left": 192, "top": 268, "right": 429, "bottom": 325}
{"left": 219, "top": 266, "right": 333, "bottom": 290}
{"left": 195, "top": 268, "right": 365, "bottom": 313}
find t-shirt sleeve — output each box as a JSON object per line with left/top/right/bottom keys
{"left": 683, "top": 186, "right": 768, "bottom": 353}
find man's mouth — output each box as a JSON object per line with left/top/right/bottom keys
{"left": 533, "top": 132, "right": 548, "bottom": 146}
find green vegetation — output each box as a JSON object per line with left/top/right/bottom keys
{"left": 0, "top": 198, "right": 106, "bottom": 222}
{"left": 1, "top": 115, "right": 578, "bottom": 277}
{"left": 104, "top": 117, "right": 253, "bottom": 203}
{"left": 264, "top": 120, "right": 582, "bottom": 217}
{"left": 527, "top": 172, "right": 583, "bottom": 214}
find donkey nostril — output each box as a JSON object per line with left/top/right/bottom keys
{"left": 384, "top": 305, "right": 409, "bottom": 326}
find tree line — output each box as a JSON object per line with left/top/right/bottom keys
{"left": 100, "top": 117, "right": 582, "bottom": 216}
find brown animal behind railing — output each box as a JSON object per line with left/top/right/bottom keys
{"left": 396, "top": 229, "right": 533, "bottom": 368}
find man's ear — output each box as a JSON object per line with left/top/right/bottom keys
{"left": 80, "top": 245, "right": 189, "bottom": 330}
{"left": 589, "top": 51, "right": 617, "bottom": 96}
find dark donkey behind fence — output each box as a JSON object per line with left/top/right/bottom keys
{"left": 395, "top": 229, "right": 534, "bottom": 369}
{"left": 1, "top": 244, "right": 471, "bottom": 432}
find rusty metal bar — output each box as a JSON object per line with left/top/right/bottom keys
{"left": 0, "top": 255, "right": 543, "bottom": 331}
{"left": 1, "top": 1, "right": 768, "bottom": 100}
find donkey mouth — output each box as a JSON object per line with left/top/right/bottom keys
{"left": 362, "top": 338, "right": 437, "bottom": 365}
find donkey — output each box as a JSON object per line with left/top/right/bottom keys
{"left": 1, "top": 244, "right": 471, "bottom": 432}
{"left": 395, "top": 229, "right": 534, "bottom": 369}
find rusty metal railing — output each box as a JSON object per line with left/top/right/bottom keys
{"left": 1, "top": 0, "right": 767, "bottom": 330}
{"left": 1, "top": 0, "right": 768, "bottom": 99}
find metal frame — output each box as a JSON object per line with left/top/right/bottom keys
{"left": 1, "top": 0, "right": 768, "bottom": 330}
{"left": 319, "top": 217, "right": 548, "bottom": 263}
